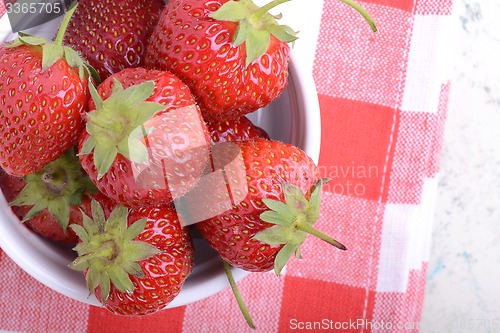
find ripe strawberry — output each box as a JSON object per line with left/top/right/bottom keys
{"left": 64, "top": 0, "right": 165, "bottom": 81}
{"left": 0, "top": 3, "right": 97, "bottom": 177}
{"left": 207, "top": 116, "right": 269, "bottom": 143}
{"left": 196, "top": 139, "right": 346, "bottom": 274}
{"left": 145, "top": 0, "right": 297, "bottom": 121}
{"left": 28, "top": 192, "right": 116, "bottom": 243}
{"left": 0, "top": 168, "right": 29, "bottom": 220}
{"left": 0, "top": 149, "right": 107, "bottom": 243}
{"left": 78, "top": 67, "right": 211, "bottom": 208}
{"left": 70, "top": 200, "right": 194, "bottom": 316}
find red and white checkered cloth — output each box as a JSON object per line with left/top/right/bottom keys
{"left": 0, "top": 0, "right": 454, "bottom": 332}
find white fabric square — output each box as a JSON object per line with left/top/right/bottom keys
{"left": 377, "top": 177, "right": 438, "bottom": 292}
{"left": 401, "top": 15, "right": 456, "bottom": 113}
{"left": 377, "top": 203, "right": 413, "bottom": 292}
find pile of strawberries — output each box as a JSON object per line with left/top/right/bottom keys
{"left": 0, "top": 0, "right": 375, "bottom": 322}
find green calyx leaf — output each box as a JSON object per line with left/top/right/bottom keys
{"left": 3, "top": 32, "right": 47, "bottom": 48}
{"left": 254, "top": 179, "right": 347, "bottom": 276}
{"left": 274, "top": 243, "right": 296, "bottom": 276}
{"left": 69, "top": 200, "right": 161, "bottom": 304}
{"left": 9, "top": 149, "right": 98, "bottom": 232}
{"left": 42, "top": 43, "right": 64, "bottom": 69}
{"left": 62, "top": 46, "right": 101, "bottom": 82}
{"left": 81, "top": 79, "right": 165, "bottom": 179}
{"left": 209, "top": 0, "right": 298, "bottom": 66}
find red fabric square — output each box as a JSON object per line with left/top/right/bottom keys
{"left": 318, "top": 95, "right": 399, "bottom": 202}
{"left": 313, "top": 2, "right": 413, "bottom": 108}
{"left": 278, "top": 276, "right": 376, "bottom": 333}
{"left": 88, "top": 305, "right": 186, "bottom": 333}
{"left": 0, "top": 255, "right": 89, "bottom": 333}
{"left": 416, "top": 0, "right": 454, "bottom": 14}
{"left": 286, "top": 192, "right": 383, "bottom": 290}
{"left": 362, "top": 0, "right": 415, "bottom": 12}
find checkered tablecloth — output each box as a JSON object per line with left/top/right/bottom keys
{"left": 0, "top": 0, "right": 454, "bottom": 332}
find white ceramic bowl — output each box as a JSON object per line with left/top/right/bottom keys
{"left": 0, "top": 13, "right": 321, "bottom": 308}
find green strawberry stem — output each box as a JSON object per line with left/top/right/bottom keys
{"left": 53, "top": 1, "right": 78, "bottom": 46}
{"left": 69, "top": 201, "right": 161, "bottom": 304}
{"left": 295, "top": 220, "right": 347, "bottom": 251}
{"left": 339, "top": 0, "right": 378, "bottom": 32}
{"left": 251, "top": 0, "right": 289, "bottom": 22}
{"left": 41, "top": 168, "right": 69, "bottom": 194}
{"left": 222, "top": 261, "right": 256, "bottom": 329}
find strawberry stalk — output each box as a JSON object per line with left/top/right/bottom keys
{"left": 222, "top": 261, "right": 256, "bottom": 329}
{"left": 250, "top": 0, "right": 289, "bottom": 21}
{"left": 294, "top": 218, "right": 347, "bottom": 251}
{"left": 339, "top": 0, "right": 378, "bottom": 32}
{"left": 53, "top": 0, "right": 78, "bottom": 46}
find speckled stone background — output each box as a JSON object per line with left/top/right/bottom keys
{"left": 421, "top": 0, "right": 500, "bottom": 332}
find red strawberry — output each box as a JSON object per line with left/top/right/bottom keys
{"left": 0, "top": 168, "right": 29, "bottom": 219}
{"left": 64, "top": 0, "right": 165, "bottom": 81}
{"left": 0, "top": 149, "right": 108, "bottom": 243}
{"left": 195, "top": 139, "right": 346, "bottom": 274}
{"left": 78, "top": 67, "right": 211, "bottom": 208}
{"left": 70, "top": 200, "right": 194, "bottom": 316}
{"left": 0, "top": 3, "right": 96, "bottom": 176}
{"left": 145, "top": 0, "right": 297, "bottom": 121}
{"left": 207, "top": 116, "right": 269, "bottom": 143}
{"left": 24, "top": 191, "right": 115, "bottom": 243}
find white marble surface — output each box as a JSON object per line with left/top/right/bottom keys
{"left": 421, "top": 0, "right": 500, "bottom": 332}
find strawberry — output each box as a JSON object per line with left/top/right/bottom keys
{"left": 78, "top": 67, "right": 211, "bottom": 208}
{"left": 70, "top": 200, "right": 194, "bottom": 316}
{"left": 0, "top": 149, "right": 107, "bottom": 243}
{"left": 207, "top": 116, "right": 269, "bottom": 143}
{"left": 195, "top": 139, "right": 346, "bottom": 274}
{"left": 64, "top": 0, "right": 165, "bottom": 81}
{"left": 0, "top": 168, "right": 29, "bottom": 220}
{"left": 27, "top": 192, "right": 116, "bottom": 243}
{"left": 0, "top": 3, "right": 97, "bottom": 177}
{"left": 145, "top": 0, "right": 297, "bottom": 121}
